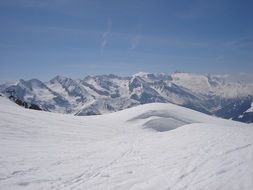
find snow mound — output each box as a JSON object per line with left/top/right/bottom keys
{"left": 116, "top": 102, "right": 244, "bottom": 132}
{"left": 0, "top": 97, "right": 253, "bottom": 190}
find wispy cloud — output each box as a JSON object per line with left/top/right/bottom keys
{"left": 130, "top": 26, "right": 142, "bottom": 50}
{"left": 100, "top": 19, "right": 112, "bottom": 54}
{"left": 223, "top": 35, "right": 253, "bottom": 50}
{"left": 130, "top": 35, "right": 141, "bottom": 50}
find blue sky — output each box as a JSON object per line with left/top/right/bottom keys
{"left": 0, "top": 0, "right": 253, "bottom": 81}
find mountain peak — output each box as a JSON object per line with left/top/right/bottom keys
{"left": 51, "top": 75, "right": 69, "bottom": 82}
{"left": 133, "top": 72, "right": 151, "bottom": 77}
{"left": 133, "top": 72, "right": 157, "bottom": 81}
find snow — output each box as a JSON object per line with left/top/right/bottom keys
{"left": 30, "top": 87, "right": 56, "bottom": 102}
{"left": 83, "top": 77, "right": 106, "bottom": 92}
{"left": 171, "top": 72, "right": 253, "bottom": 98}
{"left": 245, "top": 102, "right": 253, "bottom": 113}
{"left": 0, "top": 97, "right": 253, "bottom": 190}
{"left": 110, "top": 79, "right": 130, "bottom": 97}
{"left": 133, "top": 72, "right": 151, "bottom": 78}
{"left": 46, "top": 78, "right": 94, "bottom": 114}
{"left": 171, "top": 73, "right": 212, "bottom": 95}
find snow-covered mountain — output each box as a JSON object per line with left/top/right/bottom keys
{"left": 1, "top": 96, "right": 253, "bottom": 189}
{"left": 1, "top": 72, "right": 253, "bottom": 122}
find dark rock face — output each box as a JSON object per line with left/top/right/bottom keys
{"left": 9, "top": 95, "right": 42, "bottom": 111}
{"left": 235, "top": 112, "right": 253, "bottom": 123}
{"left": 215, "top": 97, "right": 253, "bottom": 121}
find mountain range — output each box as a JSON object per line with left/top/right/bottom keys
{"left": 1, "top": 72, "right": 253, "bottom": 123}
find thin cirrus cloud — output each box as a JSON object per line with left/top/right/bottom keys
{"left": 130, "top": 35, "right": 141, "bottom": 50}
{"left": 100, "top": 20, "right": 112, "bottom": 54}
{"left": 223, "top": 35, "right": 253, "bottom": 50}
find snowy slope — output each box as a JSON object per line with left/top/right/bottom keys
{"left": 171, "top": 72, "right": 213, "bottom": 95}
{"left": 171, "top": 73, "right": 253, "bottom": 98}
{"left": 1, "top": 97, "right": 253, "bottom": 190}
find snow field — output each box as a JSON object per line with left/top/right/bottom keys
{"left": 0, "top": 97, "right": 253, "bottom": 190}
